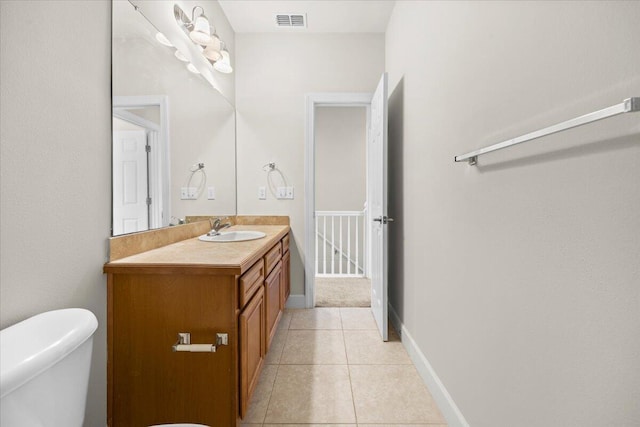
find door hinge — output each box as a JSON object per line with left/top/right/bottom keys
{"left": 145, "top": 144, "right": 151, "bottom": 153}
{"left": 146, "top": 197, "right": 152, "bottom": 206}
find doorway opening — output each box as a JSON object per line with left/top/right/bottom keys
{"left": 304, "top": 92, "right": 373, "bottom": 310}
{"left": 305, "top": 74, "right": 389, "bottom": 340}
{"left": 314, "top": 106, "right": 370, "bottom": 307}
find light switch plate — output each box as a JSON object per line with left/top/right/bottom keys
{"left": 207, "top": 186, "right": 215, "bottom": 200}
{"left": 276, "top": 187, "right": 286, "bottom": 199}
{"left": 258, "top": 186, "right": 266, "bottom": 200}
{"left": 285, "top": 186, "right": 294, "bottom": 199}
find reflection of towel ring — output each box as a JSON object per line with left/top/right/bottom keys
{"left": 262, "top": 162, "right": 287, "bottom": 197}
{"left": 185, "top": 163, "right": 206, "bottom": 198}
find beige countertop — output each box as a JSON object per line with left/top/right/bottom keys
{"left": 104, "top": 225, "right": 289, "bottom": 275}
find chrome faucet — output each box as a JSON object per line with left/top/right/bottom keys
{"left": 208, "top": 217, "right": 231, "bottom": 236}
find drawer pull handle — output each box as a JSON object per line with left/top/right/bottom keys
{"left": 172, "top": 332, "right": 228, "bottom": 353}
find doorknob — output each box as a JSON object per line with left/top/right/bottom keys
{"left": 373, "top": 216, "right": 394, "bottom": 224}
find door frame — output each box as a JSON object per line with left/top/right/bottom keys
{"left": 304, "top": 92, "right": 372, "bottom": 309}
{"left": 113, "top": 95, "right": 170, "bottom": 232}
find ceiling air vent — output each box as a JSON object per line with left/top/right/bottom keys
{"left": 275, "top": 14, "right": 307, "bottom": 28}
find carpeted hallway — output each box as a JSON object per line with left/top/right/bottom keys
{"left": 314, "top": 277, "right": 371, "bottom": 307}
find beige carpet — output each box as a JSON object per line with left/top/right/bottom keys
{"left": 314, "top": 277, "right": 371, "bottom": 307}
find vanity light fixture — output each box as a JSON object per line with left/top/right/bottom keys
{"left": 174, "top": 4, "right": 232, "bottom": 74}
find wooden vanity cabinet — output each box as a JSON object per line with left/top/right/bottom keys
{"left": 108, "top": 273, "right": 239, "bottom": 426}
{"left": 105, "top": 229, "right": 291, "bottom": 427}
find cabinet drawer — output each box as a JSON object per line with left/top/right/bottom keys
{"left": 281, "top": 234, "right": 290, "bottom": 255}
{"left": 239, "top": 260, "right": 264, "bottom": 307}
{"left": 264, "top": 242, "right": 282, "bottom": 275}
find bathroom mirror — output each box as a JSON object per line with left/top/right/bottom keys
{"left": 111, "top": 0, "right": 236, "bottom": 236}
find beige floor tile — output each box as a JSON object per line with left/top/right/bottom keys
{"left": 278, "top": 310, "right": 292, "bottom": 330}
{"left": 358, "top": 425, "right": 447, "bottom": 427}
{"left": 344, "top": 329, "right": 412, "bottom": 365}
{"left": 265, "top": 364, "right": 356, "bottom": 424}
{"left": 265, "top": 325, "right": 288, "bottom": 365}
{"left": 350, "top": 365, "right": 446, "bottom": 424}
{"left": 264, "top": 425, "right": 356, "bottom": 427}
{"left": 280, "top": 330, "right": 347, "bottom": 364}
{"left": 289, "top": 307, "right": 342, "bottom": 330}
{"left": 340, "top": 307, "right": 378, "bottom": 330}
{"left": 242, "top": 364, "right": 279, "bottom": 423}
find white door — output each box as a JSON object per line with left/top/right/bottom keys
{"left": 113, "top": 130, "right": 149, "bottom": 235}
{"left": 368, "top": 73, "right": 390, "bottom": 341}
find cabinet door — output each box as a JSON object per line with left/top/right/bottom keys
{"left": 111, "top": 274, "right": 237, "bottom": 427}
{"left": 281, "top": 250, "right": 291, "bottom": 309}
{"left": 239, "top": 286, "right": 265, "bottom": 419}
{"left": 264, "top": 260, "right": 282, "bottom": 351}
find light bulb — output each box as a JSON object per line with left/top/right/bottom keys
{"left": 189, "top": 14, "right": 211, "bottom": 45}
{"left": 187, "top": 63, "right": 200, "bottom": 74}
{"left": 155, "top": 32, "right": 173, "bottom": 47}
{"left": 174, "top": 50, "right": 188, "bottom": 62}
{"left": 203, "top": 35, "right": 222, "bottom": 61}
{"left": 213, "top": 49, "right": 233, "bottom": 74}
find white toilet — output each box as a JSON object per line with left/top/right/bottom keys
{"left": 0, "top": 308, "right": 98, "bottom": 426}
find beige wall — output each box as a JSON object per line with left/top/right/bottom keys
{"left": 385, "top": 1, "right": 640, "bottom": 426}
{"left": 235, "top": 33, "right": 385, "bottom": 296}
{"left": 0, "top": 1, "right": 111, "bottom": 424}
{"left": 315, "top": 106, "right": 367, "bottom": 211}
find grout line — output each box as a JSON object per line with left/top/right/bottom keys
{"left": 260, "top": 315, "right": 290, "bottom": 425}
{"left": 341, "top": 307, "right": 359, "bottom": 424}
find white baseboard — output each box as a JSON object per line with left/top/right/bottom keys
{"left": 388, "top": 305, "right": 470, "bottom": 427}
{"left": 285, "top": 294, "right": 306, "bottom": 309}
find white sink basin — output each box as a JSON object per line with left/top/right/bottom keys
{"left": 198, "top": 230, "right": 266, "bottom": 242}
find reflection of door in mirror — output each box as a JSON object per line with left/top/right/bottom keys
{"left": 112, "top": 103, "right": 165, "bottom": 235}
{"left": 112, "top": 97, "right": 170, "bottom": 236}
{"left": 112, "top": 121, "right": 149, "bottom": 235}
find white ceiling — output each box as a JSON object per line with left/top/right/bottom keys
{"left": 218, "top": 0, "right": 396, "bottom": 33}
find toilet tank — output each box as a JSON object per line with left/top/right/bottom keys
{"left": 0, "top": 308, "right": 98, "bottom": 427}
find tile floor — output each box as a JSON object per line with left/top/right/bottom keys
{"left": 241, "top": 307, "right": 447, "bottom": 427}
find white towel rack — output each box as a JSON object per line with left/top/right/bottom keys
{"left": 455, "top": 97, "right": 639, "bottom": 165}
